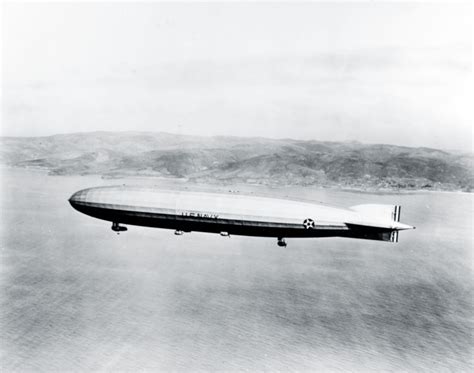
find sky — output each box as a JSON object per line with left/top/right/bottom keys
{"left": 1, "top": 1, "right": 472, "bottom": 151}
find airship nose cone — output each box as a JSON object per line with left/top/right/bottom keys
{"left": 69, "top": 189, "right": 87, "bottom": 210}
{"left": 69, "top": 192, "right": 79, "bottom": 209}
{"left": 69, "top": 192, "right": 76, "bottom": 202}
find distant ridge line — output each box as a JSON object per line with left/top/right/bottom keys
{"left": 0, "top": 131, "right": 472, "bottom": 192}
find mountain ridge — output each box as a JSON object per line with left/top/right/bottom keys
{"left": 1, "top": 132, "right": 472, "bottom": 192}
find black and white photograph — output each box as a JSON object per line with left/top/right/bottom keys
{"left": 1, "top": 1, "right": 472, "bottom": 371}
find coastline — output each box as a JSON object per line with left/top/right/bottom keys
{"left": 1, "top": 165, "right": 471, "bottom": 195}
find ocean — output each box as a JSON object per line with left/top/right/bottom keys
{"left": 1, "top": 168, "right": 472, "bottom": 371}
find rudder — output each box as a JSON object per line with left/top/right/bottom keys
{"left": 392, "top": 205, "right": 401, "bottom": 223}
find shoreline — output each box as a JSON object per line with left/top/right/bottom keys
{"left": 1, "top": 166, "right": 471, "bottom": 195}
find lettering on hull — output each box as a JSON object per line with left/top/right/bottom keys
{"left": 181, "top": 212, "right": 219, "bottom": 219}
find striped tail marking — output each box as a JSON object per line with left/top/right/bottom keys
{"left": 392, "top": 205, "right": 401, "bottom": 223}
{"left": 390, "top": 206, "right": 401, "bottom": 242}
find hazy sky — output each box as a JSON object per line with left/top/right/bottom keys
{"left": 2, "top": 2, "right": 472, "bottom": 151}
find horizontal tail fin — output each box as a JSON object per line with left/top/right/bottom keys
{"left": 347, "top": 204, "right": 413, "bottom": 243}
{"left": 350, "top": 204, "right": 402, "bottom": 227}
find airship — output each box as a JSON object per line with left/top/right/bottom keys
{"left": 69, "top": 186, "right": 414, "bottom": 247}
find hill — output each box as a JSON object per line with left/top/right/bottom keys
{"left": 1, "top": 132, "right": 472, "bottom": 191}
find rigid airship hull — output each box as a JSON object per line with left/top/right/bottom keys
{"left": 69, "top": 186, "right": 414, "bottom": 245}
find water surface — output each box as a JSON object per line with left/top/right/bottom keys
{"left": 1, "top": 168, "right": 472, "bottom": 371}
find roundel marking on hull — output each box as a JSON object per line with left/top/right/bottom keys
{"left": 303, "top": 218, "right": 315, "bottom": 229}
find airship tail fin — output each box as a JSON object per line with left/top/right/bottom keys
{"left": 347, "top": 204, "right": 414, "bottom": 243}
{"left": 350, "top": 204, "right": 401, "bottom": 225}
{"left": 393, "top": 205, "right": 401, "bottom": 222}
{"left": 389, "top": 230, "right": 399, "bottom": 243}
{"left": 345, "top": 222, "right": 407, "bottom": 243}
